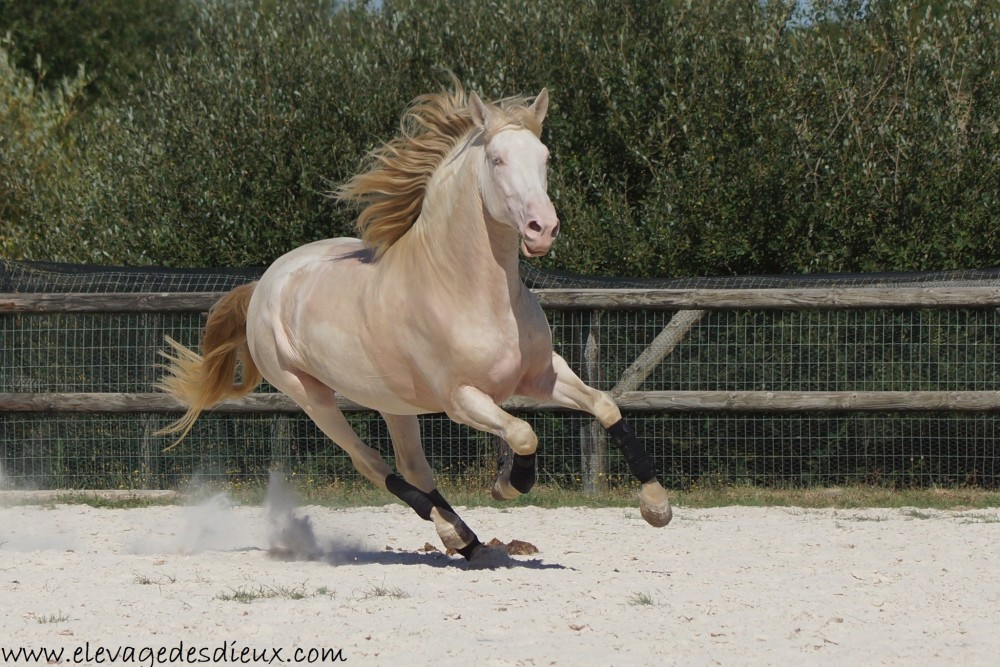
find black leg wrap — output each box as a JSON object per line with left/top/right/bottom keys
{"left": 457, "top": 539, "right": 484, "bottom": 560}
{"left": 607, "top": 418, "right": 658, "bottom": 484}
{"left": 385, "top": 474, "right": 436, "bottom": 521}
{"left": 386, "top": 474, "right": 459, "bottom": 521}
{"left": 426, "top": 488, "right": 455, "bottom": 515}
{"left": 386, "top": 475, "right": 482, "bottom": 559}
{"left": 508, "top": 453, "right": 537, "bottom": 494}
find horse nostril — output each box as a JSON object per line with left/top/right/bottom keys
{"left": 552, "top": 222, "right": 560, "bottom": 238}
{"left": 526, "top": 220, "right": 543, "bottom": 236}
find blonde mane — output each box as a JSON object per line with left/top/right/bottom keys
{"left": 335, "top": 82, "right": 543, "bottom": 259}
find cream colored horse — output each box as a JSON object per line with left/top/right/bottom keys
{"left": 158, "top": 83, "right": 671, "bottom": 560}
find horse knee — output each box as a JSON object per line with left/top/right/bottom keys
{"left": 593, "top": 391, "right": 623, "bottom": 428}
{"left": 347, "top": 449, "right": 393, "bottom": 486}
{"left": 506, "top": 419, "right": 538, "bottom": 455}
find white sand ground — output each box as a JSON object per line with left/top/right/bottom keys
{"left": 1, "top": 491, "right": 998, "bottom": 666}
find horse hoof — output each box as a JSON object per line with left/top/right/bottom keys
{"left": 638, "top": 482, "right": 673, "bottom": 527}
{"left": 430, "top": 507, "right": 479, "bottom": 552}
{"left": 491, "top": 476, "right": 521, "bottom": 501}
{"left": 465, "top": 543, "right": 513, "bottom": 569}
{"left": 640, "top": 500, "right": 673, "bottom": 527}
{"left": 454, "top": 539, "right": 486, "bottom": 561}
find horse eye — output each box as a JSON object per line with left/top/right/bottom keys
{"left": 492, "top": 156, "right": 505, "bottom": 167}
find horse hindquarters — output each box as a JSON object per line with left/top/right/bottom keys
{"left": 157, "top": 282, "right": 262, "bottom": 446}
{"left": 246, "top": 285, "right": 487, "bottom": 559}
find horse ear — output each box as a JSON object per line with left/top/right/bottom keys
{"left": 529, "top": 88, "right": 549, "bottom": 125}
{"left": 469, "top": 92, "right": 490, "bottom": 130}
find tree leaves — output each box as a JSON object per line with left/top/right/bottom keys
{"left": 5, "top": 0, "right": 999, "bottom": 275}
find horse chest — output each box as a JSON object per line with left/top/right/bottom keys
{"left": 444, "top": 315, "right": 550, "bottom": 390}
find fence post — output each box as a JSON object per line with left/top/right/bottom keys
{"left": 580, "top": 310, "right": 607, "bottom": 494}
{"left": 139, "top": 313, "right": 162, "bottom": 489}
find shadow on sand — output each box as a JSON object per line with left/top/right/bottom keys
{"left": 263, "top": 544, "right": 569, "bottom": 571}
{"left": 257, "top": 471, "right": 568, "bottom": 571}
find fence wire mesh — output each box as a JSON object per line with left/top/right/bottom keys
{"left": 3, "top": 259, "right": 1000, "bottom": 490}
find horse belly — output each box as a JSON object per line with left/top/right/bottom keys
{"left": 294, "top": 312, "right": 439, "bottom": 415}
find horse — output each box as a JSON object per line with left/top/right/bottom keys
{"left": 157, "top": 82, "right": 672, "bottom": 560}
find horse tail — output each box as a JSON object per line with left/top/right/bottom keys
{"left": 156, "top": 282, "right": 262, "bottom": 449}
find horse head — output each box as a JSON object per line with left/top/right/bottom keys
{"left": 470, "top": 89, "right": 560, "bottom": 258}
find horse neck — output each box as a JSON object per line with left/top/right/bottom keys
{"left": 393, "top": 145, "right": 522, "bottom": 298}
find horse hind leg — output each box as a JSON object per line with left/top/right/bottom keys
{"left": 382, "top": 413, "right": 483, "bottom": 560}
{"left": 271, "top": 372, "right": 485, "bottom": 558}
{"left": 383, "top": 471, "right": 482, "bottom": 560}
{"left": 270, "top": 368, "right": 394, "bottom": 486}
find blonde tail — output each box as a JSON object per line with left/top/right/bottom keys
{"left": 156, "top": 282, "right": 262, "bottom": 449}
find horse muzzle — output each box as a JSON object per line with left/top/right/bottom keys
{"left": 521, "top": 237, "right": 553, "bottom": 257}
{"left": 519, "top": 213, "right": 560, "bottom": 257}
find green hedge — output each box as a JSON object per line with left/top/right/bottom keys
{"left": 5, "top": 0, "right": 1000, "bottom": 276}
{"left": 0, "top": 0, "right": 196, "bottom": 100}
{"left": 0, "top": 43, "right": 88, "bottom": 258}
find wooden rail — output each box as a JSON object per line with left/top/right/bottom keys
{"left": 4, "top": 284, "right": 999, "bottom": 492}
{"left": 4, "top": 286, "right": 1000, "bottom": 313}
{"left": 3, "top": 390, "right": 999, "bottom": 414}
{"left": 2, "top": 287, "right": 999, "bottom": 415}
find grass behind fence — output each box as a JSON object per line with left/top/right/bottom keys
{"left": 3, "top": 411, "right": 999, "bottom": 491}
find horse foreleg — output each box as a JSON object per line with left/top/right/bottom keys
{"left": 494, "top": 447, "right": 537, "bottom": 500}
{"left": 382, "top": 413, "right": 484, "bottom": 560}
{"left": 525, "top": 353, "right": 673, "bottom": 528}
{"left": 447, "top": 386, "right": 540, "bottom": 501}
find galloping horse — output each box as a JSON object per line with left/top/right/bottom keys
{"left": 158, "top": 83, "right": 672, "bottom": 560}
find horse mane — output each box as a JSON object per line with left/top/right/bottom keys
{"left": 335, "top": 81, "right": 543, "bottom": 259}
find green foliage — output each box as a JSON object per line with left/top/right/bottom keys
{"left": 0, "top": 0, "right": 197, "bottom": 100}
{"left": 7, "top": 0, "right": 1000, "bottom": 275}
{"left": 53, "top": 1, "right": 361, "bottom": 265}
{"left": 0, "top": 42, "right": 88, "bottom": 257}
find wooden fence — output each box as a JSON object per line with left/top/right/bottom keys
{"left": 3, "top": 286, "right": 1000, "bottom": 490}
